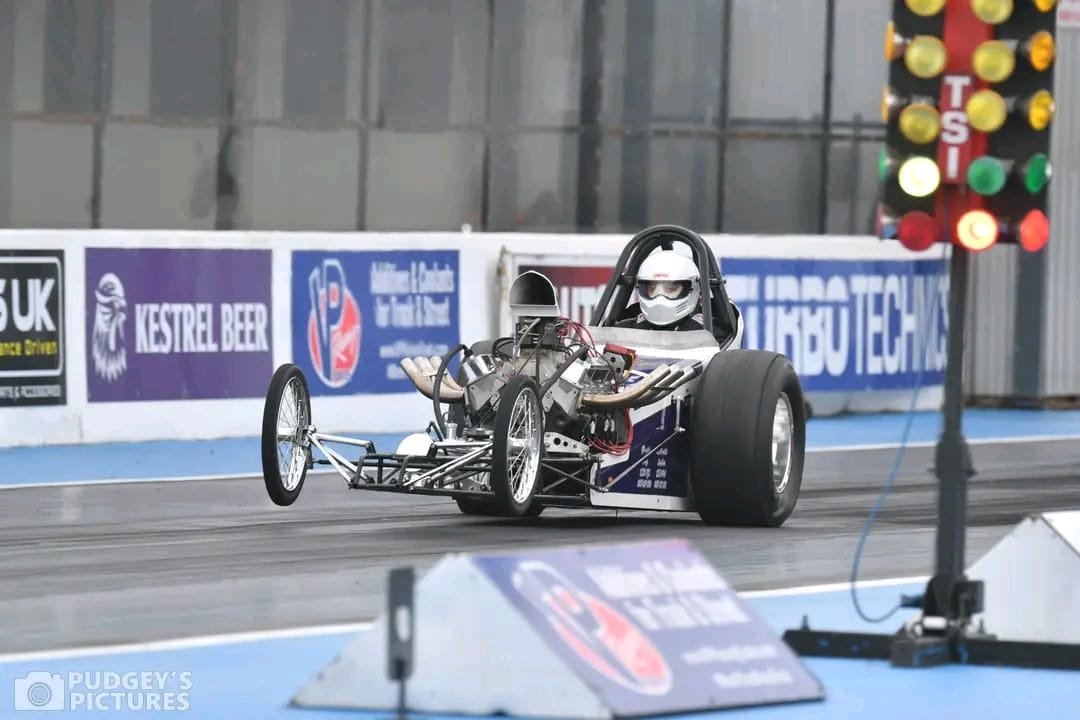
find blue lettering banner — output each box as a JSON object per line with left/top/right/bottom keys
{"left": 722, "top": 257, "right": 948, "bottom": 392}
{"left": 291, "top": 250, "right": 460, "bottom": 395}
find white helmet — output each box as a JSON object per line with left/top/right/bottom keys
{"left": 635, "top": 250, "right": 701, "bottom": 327}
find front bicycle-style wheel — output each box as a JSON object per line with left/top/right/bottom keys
{"left": 261, "top": 363, "right": 312, "bottom": 506}
{"left": 489, "top": 374, "right": 544, "bottom": 517}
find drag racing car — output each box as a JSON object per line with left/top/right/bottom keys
{"left": 261, "top": 224, "right": 806, "bottom": 526}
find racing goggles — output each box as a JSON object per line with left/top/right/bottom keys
{"left": 637, "top": 279, "right": 693, "bottom": 300}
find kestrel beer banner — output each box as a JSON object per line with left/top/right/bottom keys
{"left": 85, "top": 248, "right": 273, "bottom": 402}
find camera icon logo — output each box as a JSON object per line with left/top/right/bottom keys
{"left": 14, "top": 672, "right": 65, "bottom": 711}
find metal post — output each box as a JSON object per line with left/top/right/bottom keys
{"left": 618, "top": 0, "right": 655, "bottom": 231}
{"left": 355, "top": 0, "right": 373, "bottom": 230}
{"left": 90, "top": 0, "right": 112, "bottom": 230}
{"left": 816, "top": 0, "right": 836, "bottom": 234}
{"left": 479, "top": 0, "right": 496, "bottom": 230}
{"left": 713, "top": 0, "right": 733, "bottom": 232}
{"left": 574, "top": 0, "right": 604, "bottom": 231}
{"left": 927, "top": 236, "right": 975, "bottom": 620}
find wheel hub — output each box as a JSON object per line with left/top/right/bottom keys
{"left": 772, "top": 393, "right": 793, "bottom": 494}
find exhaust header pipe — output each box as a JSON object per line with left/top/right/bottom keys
{"left": 400, "top": 357, "right": 465, "bottom": 404}
{"left": 582, "top": 364, "right": 673, "bottom": 408}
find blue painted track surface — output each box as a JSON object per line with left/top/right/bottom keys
{"left": 2, "top": 582, "right": 1076, "bottom": 719}
{"left": 4, "top": 408, "right": 1080, "bottom": 486}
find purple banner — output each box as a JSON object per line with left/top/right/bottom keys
{"left": 473, "top": 539, "right": 824, "bottom": 716}
{"left": 85, "top": 248, "right": 273, "bottom": 402}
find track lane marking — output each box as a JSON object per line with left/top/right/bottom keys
{"left": 3, "top": 433, "right": 1080, "bottom": 490}
{"left": 0, "top": 576, "right": 928, "bottom": 664}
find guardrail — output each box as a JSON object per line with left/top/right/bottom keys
{"left": 0, "top": 229, "right": 947, "bottom": 447}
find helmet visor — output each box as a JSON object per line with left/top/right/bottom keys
{"left": 637, "top": 280, "right": 692, "bottom": 300}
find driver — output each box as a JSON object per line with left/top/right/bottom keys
{"left": 617, "top": 250, "right": 704, "bottom": 331}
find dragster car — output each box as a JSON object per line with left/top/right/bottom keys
{"left": 261, "top": 224, "right": 806, "bottom": 526}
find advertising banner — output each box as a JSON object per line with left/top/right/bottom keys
{"left": 507, "top": 253, "right": 949, "bottom": 393}
{"left": 291, "top": 250, "right": 459, "bottom": 395}
{"left": 85, "top": 248, "right": 273, "bottom": 402}
{"left": 0, "top": 250, "right": 66, "bottom": 406}
{"left": 473, "top": 539, "right": 824, "bottom": 716}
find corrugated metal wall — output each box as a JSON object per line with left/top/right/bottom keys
{"left": 968, "top": 18, "right": 1080, "bottom": 404}
{"left": 967, "top": 246, "right": 1018, "bottom": 398}
{"left": 1040, "top": 20, "right": 1080, "bottom": 396}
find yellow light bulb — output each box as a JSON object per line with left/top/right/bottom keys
{"left": 971, "top": 0, "right": 1014, "bottom": 23}
{"left": 905, "top": 36, "right": 947, "bottom": 78}
{"left": 905, "top": 0, "right": 946, "bottom": 14}
{"left": 1026, "top": 31, "right": 1055, "bottom": 71}
{"left": 898, "top": 104, "right": 941, "bottom": 144}
{"left": 1033, "top": 0, "right": 1057, "bottom": 11}
{"left": 1025, "top": 90, "right": 1055, "bottom": 130}
{"left": 966, "top": 90, "right": 1007, "bottom": 133}
{"left": 885, "top": 21, "right": 901, "bottom": 61}
{"left": 972, "top": 40, "right": 1015, "bottom": 83}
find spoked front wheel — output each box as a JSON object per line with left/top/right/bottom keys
{"left": 261, "top": 363, "right": 312, "bottom": 506}
{"left": 490, "top": 374, "right": 545, "bottom": 517}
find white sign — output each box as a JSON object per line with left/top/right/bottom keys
{"left": 1059, "top": 0, "right": 1080, "bottom": 28}
{"left": 940, "top": 75, "right": 972, "bottom": 182}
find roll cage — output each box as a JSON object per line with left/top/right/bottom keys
{"left": 589, "top": 224, "right": 740, "bottom": 346}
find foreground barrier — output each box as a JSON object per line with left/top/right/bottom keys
{"left": 967, "top": 510, "right": 1080, "bottom": 645}
{"left": 291, "top": 539, "right": 824, "bottom": 718}
{"left": 1, "top": 229, "right": 946, "bottom": 447}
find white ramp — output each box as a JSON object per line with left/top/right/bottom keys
{"left": 292, "top": 539, "right": 824, "bottom": 719}
{"left": 292, "top": 555, "right": 609, "bottom": 719}
{"left": 967, "top": 510, "right": 1080, "bottom": 645}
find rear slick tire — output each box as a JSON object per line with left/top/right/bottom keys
{"left": 688, "top": 349, "right": 805, "bottom": 527}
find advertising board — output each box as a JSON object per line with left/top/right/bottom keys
{"left": 84, "top": 248, "right": 273, "bottom": 402}
{"left": 473, "top": 539, "right": 824, "bottom": 715}
{"left": 506, "top": 253, "right": 949, "bottom": 394}
{"left": 0, "top": 250, "right": 66, "bottom": 406}
{"left": 291, "top": 250, "right": 460, "bottom": 395}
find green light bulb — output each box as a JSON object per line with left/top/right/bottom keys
{"left": 967, "top": 156, "right": 1007, "bottom": 196}
{"left": 1023, "top": 153, "right": 1050, "bottom": 194}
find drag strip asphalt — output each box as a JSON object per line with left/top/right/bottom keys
{"left": 2, "top": 439, "right": 1080, "bottom": 655}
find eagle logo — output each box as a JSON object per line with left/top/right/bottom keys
{"left": 92, "top": 272, "right": 128, "bottom": 382}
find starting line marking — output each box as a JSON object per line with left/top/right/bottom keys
{"left": 3, "top": 434, "right": 1079, "bottom": 491}
{"left": 0, "top": 576, "right": 927, "bottom": 665}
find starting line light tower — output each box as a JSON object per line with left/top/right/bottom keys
{"left": 876, "top": 0, "right": 1055, "bottom": 253}
{"left": 786, "top": 0, "right": 1079, "bottom": 671}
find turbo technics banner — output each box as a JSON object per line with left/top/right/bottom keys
{"left": 510, "top": 254, "right": 948, "bottom": 393}
{"left": 85, "top": 248, "right": 273, "bottom": 402}
{"left": 0, "top": 250, "right": 66, "bottom": 406}
{"left": 291, "top": 249, "right": 459, "bottom": 395}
